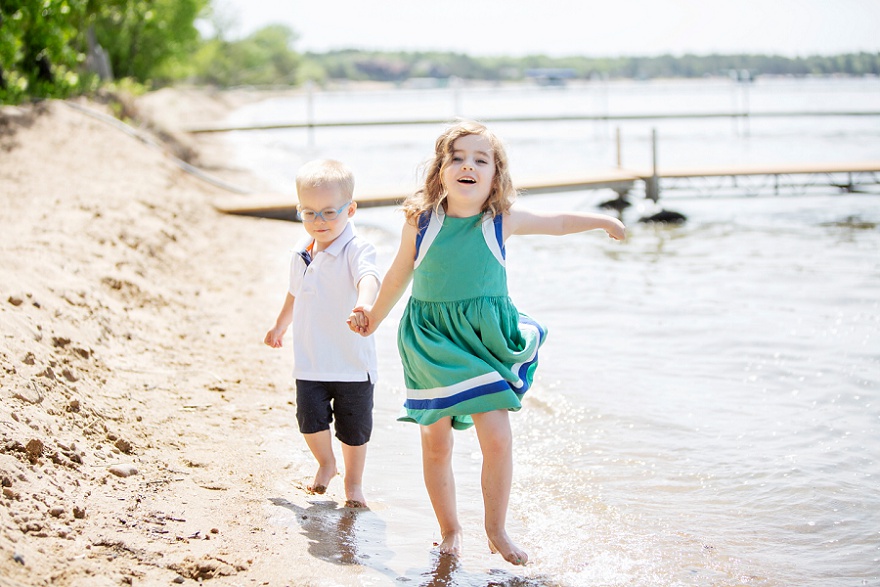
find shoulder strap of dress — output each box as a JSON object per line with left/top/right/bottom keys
{"left": 481, "top": 213, "right": 506, "bottom": 266}
{"left": 414, "top": 209, "right": 444, "bottom": 269}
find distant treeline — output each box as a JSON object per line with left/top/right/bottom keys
{"left": 3, "top": 0, "right": 878, "bottom": 107}
{"left": 303, "top": 50, "right": 880, "bottom": 83}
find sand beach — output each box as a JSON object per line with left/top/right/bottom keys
{"left": 0, "top": 89, "right": 374, "bottom": 586}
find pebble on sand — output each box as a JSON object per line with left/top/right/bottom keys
{"left": 108, "top": 464, "right": 138, "bottom": 478}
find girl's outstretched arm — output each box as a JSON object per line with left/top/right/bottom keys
{"left": 504, "top": 206, "right": 626, "bottom": 241}
{"left": 352, "top": 220, "right": 418, "bottom": 336}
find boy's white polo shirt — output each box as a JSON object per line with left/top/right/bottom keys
{"left": 288, "top": 222, "right": 379, "bottom": 383}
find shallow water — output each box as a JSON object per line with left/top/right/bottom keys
{"left": 234, "top": 78, "right": 880, "bottom": 586}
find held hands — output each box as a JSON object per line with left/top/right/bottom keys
{"left": 347, "top": 306, "right": 377, "bottom": 336}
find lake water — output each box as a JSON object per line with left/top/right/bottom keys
{"left": 226, "top": 77, "right": 880, "bottom": 586}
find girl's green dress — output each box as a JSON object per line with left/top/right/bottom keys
{"left": 397, "top": 209, "right": 547, "bottom": 430}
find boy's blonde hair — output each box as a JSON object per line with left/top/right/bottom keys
{"left": 401, "top": 120, "right": 517, "bottom": 224}
{"left": 295, "top": 159, "right": 355, "bottom": 200}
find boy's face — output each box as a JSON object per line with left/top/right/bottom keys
{"left": 297, "top": 184, "right": 355, "bottom": 251}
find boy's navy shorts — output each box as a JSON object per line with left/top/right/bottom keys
{"left": 295, "top": 379, "right": 374, "bottom": 446}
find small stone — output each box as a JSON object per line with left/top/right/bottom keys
{"left": 210, "top": 527, "right": 219, "bottom": 534}
{"left": 108, "top": 464, "right": 138, "bottom": 478}
{"left": 22, "top": 352, "right": 35, "bottom": 365}
{"left": 25, "top": 439, "right": 44, "bottom": 462}
{"left": 67, "top": 400, "right": 81, "bottom": 413}
{"left": 13, "top": 552, "right": 25, "bottom": 565}
{"left": 172, "top": 575, "right": 185, "bottom": 584}
{"left": 61, "top": 368, "right": 79, "bottom": 382}
{"left": 13, "top": 384, "right": 43, "bottom": 404}
{"left": 3, "top": 487, "right": 17, "bottom": 499}
{"left": 49, "top": 506, "right": 65, "bottom": 518}
{"left": 8, "top": 295, "right": 23, "bottom": 306}
{"left": 1, "top": 476, "right": 12, "bottom": 487}
{"left": 73, "top": 506, "right": 86, "bottom": 519}
{"left": 52, "top": 337, "right": 71, "bottom": 348}
{"left": 114, "top": 439, "right": 133, "bottom": 454}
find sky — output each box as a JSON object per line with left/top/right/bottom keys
{"left": 211, "top": 0, "right": 880, "bottom": 58}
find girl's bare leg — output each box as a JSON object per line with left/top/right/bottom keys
{"left": 471, "top": 410, "right": 528, "bottom": 566}
{"left": 340, "top": 442, "right": 368, "bottom": 507}
{"left": 420, "top": 418, "right": 463, "bottom": 556}
{"left": 302, "top": 430, "right": 337, "bottom": 494}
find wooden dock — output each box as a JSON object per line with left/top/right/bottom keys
{"left": 215, "top": 161, "right": 880, "bottom": 220}
{"left": 214, "top": 169, "right": 642, "bottom": 220}
{"left": 185, "top": 111, "right": 880, "bottom": 134}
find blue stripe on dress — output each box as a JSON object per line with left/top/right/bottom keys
{"left": 414, "top": 210, "right": 431, "bottom": 259}
{"left": 511, "top": 316, "right": 546, "bottom": 392}
{"left": 404, "top": 378, "right": 512, "bottom": 411}
{"left": 493, "top": 213, "right": 506, "bottom": 260}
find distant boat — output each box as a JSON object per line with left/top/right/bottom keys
{"left": 524, "top": 68, "right": 576, "bottom": 86}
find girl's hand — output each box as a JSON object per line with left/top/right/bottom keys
{"left": 606, "top": 218, "right": 626, "bottom": 241}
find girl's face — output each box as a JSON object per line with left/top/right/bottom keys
{"left": 441, "top": 133, "right": 496, "bottom": 212}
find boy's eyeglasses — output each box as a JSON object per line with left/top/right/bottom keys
{"left": 297, "top": 201, "right": 352, "bottom": 223}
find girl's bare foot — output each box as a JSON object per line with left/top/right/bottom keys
{"left": 307, "top": 464, "right": 337, "bottom": 494}
{"left": 488, "top": 533, "right": 528, "bottom": 566}
{"left": 434, "top": 530, "right": 463, "bottom": 557}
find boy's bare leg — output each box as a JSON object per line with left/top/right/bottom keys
{"left": 302, "top": 430, "right": 337, "bottom": 494}
{"left": 420, "top": 418, "right": 463, "bottom": 556}
{"left": 340, "top": 442, "right": 368, "bottom": 507}
{"left": 471, "top": 410, "right": 528, "bottom": 566}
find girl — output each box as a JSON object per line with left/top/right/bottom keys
{"left": 350, "top": 120, "right": 625, "bottom": 565}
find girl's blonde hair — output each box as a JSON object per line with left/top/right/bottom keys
{"left": 401, "top": 120, "right": 517, "bottom": 224}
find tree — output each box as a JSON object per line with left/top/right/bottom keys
{"left": 0, "top": 1, "right": 91, "bottom": 103}
{"left": 190, "top": 24, "right": 301, "bottom": 87}
{"left": 0, "top": 0, "right": 208, "bottom": 104}
{"left": 86, "top": 0, "right": 208, "bottom": 82}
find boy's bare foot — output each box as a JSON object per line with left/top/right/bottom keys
{"left": 307, "top": 464, "right": 337, "bottom": 494}
{"left": 433, "top": 530, "right": 463, "bottom": 557}
{"left": 488, "top": 533, "right": 528, "bottom": 566}
{"left": 343, "top": 483, "right": 366, "bottom": 509}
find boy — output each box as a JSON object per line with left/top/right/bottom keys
{"left": 264, "top": 159, "right": 380, "bottom": 508}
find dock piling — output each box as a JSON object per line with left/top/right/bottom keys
{"left": 646, "top": 128, "right": 660, "bottom": 202}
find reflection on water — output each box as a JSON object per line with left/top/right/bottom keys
{"left": 269, "top": 497, "right": 367, "bottom": 565}
{"left": 268, "top": 496, "right": 561, "bottom": 586}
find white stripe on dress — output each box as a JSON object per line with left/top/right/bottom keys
{"left": 413, "top": 208, "right": 445, "bottom": 269}
{"left": 406, "top": 371, "right": 505, "bottom": 400}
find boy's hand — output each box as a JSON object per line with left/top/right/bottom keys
{"left": 264, "top": 327, "right": 285, "bottom": 348}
